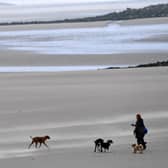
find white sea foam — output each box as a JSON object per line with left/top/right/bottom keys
{"left": 0, "top": 23, "right": 168, "bottom": 54}
{"left": 0, "top": 65, "right": 129, "bottom": 73}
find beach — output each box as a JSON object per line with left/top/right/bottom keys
{"left": 0, "top": 17, "right": 168, "bottom": 167}
{"left": 0, "top": 67, "right": 168, "bottom": 167}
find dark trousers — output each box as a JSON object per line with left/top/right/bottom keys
{"left": 137, "top": 136, "right": 146, "bottom": 149}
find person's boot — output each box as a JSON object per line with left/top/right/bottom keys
{"left": 143, "top": 142, "right": 147, "bottom": 150}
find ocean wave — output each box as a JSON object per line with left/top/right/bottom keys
{"left": 0, "top": 23, "right": 168, "bottom": 54}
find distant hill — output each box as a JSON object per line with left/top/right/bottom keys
{"left": 0, "top": 3, "right": 168, "bottom": 25}
{"left": 68, "top": 3, "right": 168, "bottom": 22}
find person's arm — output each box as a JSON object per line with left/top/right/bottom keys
{"left": 131, "top": 123, "right": 136, "bottom": 127}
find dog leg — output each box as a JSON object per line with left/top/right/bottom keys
{"left": 28, "top": 142, "right": 34, "bottom": 149}
{"left": 35, "top": 142, "right": 38, "bottom": 148}
{"left": 94, "top": 144, "right": 97, "bottom": 152}
{"left": 39, "top": 143, "right": 42, "bottom": 148}
{"left": 43, "top": 142, "right": 49, "bottom": 148}
{"left": 100, "top": 146, "right": 103, "bottom": 152}
{"left": 139, "top": 151, "right": 143, "bottom": 154}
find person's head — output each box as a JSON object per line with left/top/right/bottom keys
{"left": 136, "top": 113, "right": 142, "bottom": 120}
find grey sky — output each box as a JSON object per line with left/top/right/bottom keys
{"left": 1, "top": 0, "right": 168, "bottom": 5}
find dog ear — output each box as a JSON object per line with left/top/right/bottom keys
{"left": 132, "top": 144, "right": 136, "bottom": 147}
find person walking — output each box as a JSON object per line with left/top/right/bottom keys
{"left": 131, "top": 114, "right": 147, "bottom": 150}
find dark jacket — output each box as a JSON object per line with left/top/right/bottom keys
{"left": 134, "top": 118, "right": 145, "bottom": 138}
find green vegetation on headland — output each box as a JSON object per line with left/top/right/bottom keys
{"left": 132, "top": 60, "right": 168, "bottom": 68}
{"left": 106, "top": 60, "right": 168, "bottom": 70}
{"left": 69, "top": 3, "right": 168, "bottom": 22}
{"left": 0, "top": 3, "right": 168, "bottom": 26}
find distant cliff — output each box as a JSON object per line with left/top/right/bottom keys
{"left": 0, "top": 3, "right": 168, "bottom": 26}
{"left": 69, "top": 3, "right": 168, "bottom": 22}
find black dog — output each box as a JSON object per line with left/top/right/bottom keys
{"left": 94, "top": 139, "right": 113, "bottom": 152}
{"left": 101, "top": 140, "right": 113, "bottom": 152}
{"left": 94, "top": 138, "right": 104, "bottom": 152}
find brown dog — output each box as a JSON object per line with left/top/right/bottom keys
{"left": 132, "top": 144, "right": 144, "bottom": 154}
{"left": 28, "top": 135, "right": 50, "bottom": 149}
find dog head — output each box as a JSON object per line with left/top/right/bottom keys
{"left": 138, "top": 144, "right": 144, "bottom": 151}
{"left": 132, "top": 144, "right": 137, "bottom": 148}
{"left": 107, "top": 140, "right": 113, "bottom": 144}
{"left": 95, "top": 138, "right": 104, "bottom": 144}
{"left": 45, "top": 135, "right": 50, "bottom": 140}
{"left": 132, "top": 144, "right": 144, "bottom": 153}
{"left": 132, "top": 144, "right": 138, "bottom": 153}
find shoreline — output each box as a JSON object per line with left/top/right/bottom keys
{"left": 118, "top": 17, "right": 168, "bottom": 26}
{"left": 0, "top": 59, "right": 167, "bottom": 73}
{"left": 0, "top": 17, "right": 168, "bottom": 31}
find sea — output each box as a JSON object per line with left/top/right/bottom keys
{"left": 0, "top": 22, "right": 168, "bottom": 72}
{"left": 0, "top": 23, "right": 168, "bottom": 55}
{"left": 0, "top": 0, "right": 168, "bottom": 72}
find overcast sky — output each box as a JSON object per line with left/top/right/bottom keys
{"left": 0, "top": 0, "right": 128, "bottom": 5}
{"left": 1, "top": 0, "right": 168, "bottom": 5}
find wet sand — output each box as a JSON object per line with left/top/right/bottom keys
{"left": 0, "top": 67, "right": 168, "bottom": 167}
